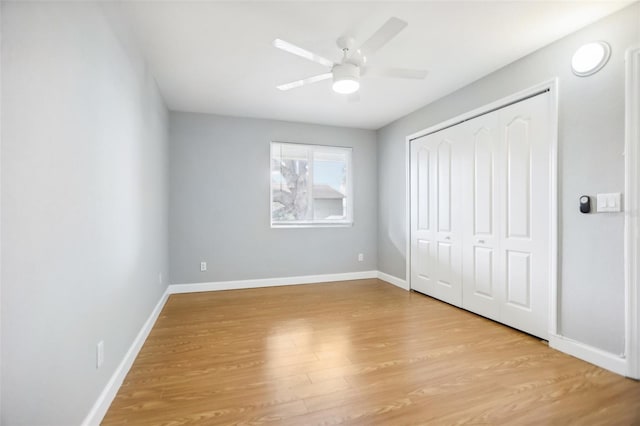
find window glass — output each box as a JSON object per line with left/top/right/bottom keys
{"left": 271, "top": 142, "right": 352, "bottom": 226}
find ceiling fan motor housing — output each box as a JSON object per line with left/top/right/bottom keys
{"left": 333, "top": 63, "right": 360, "bottom": 79}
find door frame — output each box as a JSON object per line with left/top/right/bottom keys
{"left": 405, "top": 78, "right": 559, "bottom": 336}
{"left": 625, "top": 46, "right": 640, "bottom": 379}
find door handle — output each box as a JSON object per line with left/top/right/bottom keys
{"left": 444, "top": 236, "right": 451, "bottom": 240}
{"left": 477, "top": 239, "right": 485, "bottom": 244}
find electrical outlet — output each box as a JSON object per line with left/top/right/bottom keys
{"left": 200, "top": 261, "right": 207, "bottom": 272}
{"left": 96, "top": 341, "right": 104, "bottom": 369}
{"left": 358, "top": 253, "right": 364, "bottom": 262}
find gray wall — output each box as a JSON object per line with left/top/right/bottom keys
{"left": 170, "top": 112, "right": 376, "bottom": 284}
{"left": 377, "top": 3, "right": 640, "bottom": 356}
{"left": 1, "top": 3, "right": 169, "bottom": 425}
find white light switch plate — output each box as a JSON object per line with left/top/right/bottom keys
{"left": 596, "top": 192, "right": 621, "bottom": 212}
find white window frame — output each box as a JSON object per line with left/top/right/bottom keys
{"left": 270, "top": 141, "right": 353, "bottom": 228}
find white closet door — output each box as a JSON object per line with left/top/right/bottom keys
{"left": 411, "top": 91, "right": 552, "bottom": 340}
{"left": 496, "top": 93, "right": 550, "bottom": 339}
{"left": 460, "top": 92, "right": 551, "bottom": 338}
{"left": 460, "top": 113, "right": 503, "bottom": 322}
{"left": 410, "top": 127, "right": 463, "bottom": 307}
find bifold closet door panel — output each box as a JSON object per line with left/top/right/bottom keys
{"left": 460, "top": 113, "right": 503, "bottom": 322}
{"left": 410, "top": 138, "right": 435, "bottom": 297}
{"left": 497, "top": 93, "right": 551, "bottom": 339}
{"left": 410, "top": 128, "right": 463, "bottom": 307}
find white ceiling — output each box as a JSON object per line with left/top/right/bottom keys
{"left": 120, "top": 1, "right": 631, "bottom": 129}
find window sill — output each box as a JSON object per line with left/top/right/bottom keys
{"left": 271, "top": 222, "right": 354, "bottom": 229}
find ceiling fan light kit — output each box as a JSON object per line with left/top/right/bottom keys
{"left": 273, "top": 17, "right": 427, "bottom": 97}
{"left": 332, "top": 63, "right": 360, "bottom": 94}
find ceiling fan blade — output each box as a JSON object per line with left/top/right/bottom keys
{"left": 357, "top": 17, "right": 407, "bottom": 59}
{"left": 366, "top": 67, "right": 428, "bottom": 79}
{"left": 273, "top": 39, "right": 334, "bottom": 68}
{"left": 276, "top": 73, "right": 333, "bottom": 91}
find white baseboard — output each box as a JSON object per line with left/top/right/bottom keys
{"left": 81, "top": 287, "right": 170, "bottom": 426}
{"left": 377, "top": 271, "right": 409, "bottom": 290}
{"left": 549, "top": 333, "right": 628, "bottom": 377}
{"left": 168, "top": 270, "right": 378, "bottom": 294}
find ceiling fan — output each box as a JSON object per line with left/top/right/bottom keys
{"left": 273, "top": 17, "right": 428, "bottom": 95}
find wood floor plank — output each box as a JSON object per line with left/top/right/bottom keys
{"left": 102, "top": 279, "right": 640, "bottom": 425}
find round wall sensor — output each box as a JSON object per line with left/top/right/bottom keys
{"left": 571, "top": 41, "right": 611, "bottom": 77}
{"left": 579, "top": 195, "right": 591, "bottom": 213}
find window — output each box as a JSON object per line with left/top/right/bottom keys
{"left": 271, "top": 142, "right": 353, "bottom": 227}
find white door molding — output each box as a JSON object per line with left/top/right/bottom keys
{"left": 625, "top": 46, "right": 640, "bottom": 380}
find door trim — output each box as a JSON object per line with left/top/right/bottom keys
{"left": 405, "top": 78, "right": 559, "bottom": 335}
{"left": 625, "top": 46, "right": 640, "bottom": 379}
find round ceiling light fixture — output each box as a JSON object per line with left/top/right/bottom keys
{"left": 332, "top": 63, "right": 360, "bottom": 94}
{"left": 571, "top": 41, "right": 611, "bottom": 77}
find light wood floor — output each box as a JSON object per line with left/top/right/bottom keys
{"left": 103, "top": 279, "right": 640, "bottom": 425}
